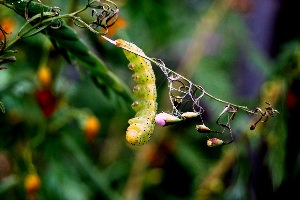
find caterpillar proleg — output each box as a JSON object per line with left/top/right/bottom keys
{"left": 116, "top": 39, "right": 157, "bottom": 145}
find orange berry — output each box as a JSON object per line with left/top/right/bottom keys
{"left": 24, "top": 174, "right": 41, "bottom": 194}
{"left": 0, "top": 18, "right": 15, "bottom": 40}
{"left": 84, "top": 115, "right": 100, "bottom": 141}
{"left": 99, "top": 16, "right": 127, "bottom": 41}
{"left": 37, "top": 66, "right": 52, "bottom": 88}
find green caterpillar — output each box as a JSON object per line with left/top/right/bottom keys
{"left": 116, "top": 39, "right": 157, "bottom": 145}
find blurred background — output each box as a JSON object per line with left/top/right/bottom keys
{"left": 0, "top": 0, "right": 299, "bottom": 199}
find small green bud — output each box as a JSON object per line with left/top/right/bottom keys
{"left": 181, "top": 112, "right": 200, "bottom": 119}
{"left": 195, "top": 124, "right": 212, "bottom": 133}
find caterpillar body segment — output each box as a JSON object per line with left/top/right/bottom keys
{"left": 131, "top": 71, "right": 155, "bottom": 84}
{"left": 131, "top": 100, "right": 157, "bottom": 113}
{"left": 126, "top": 117, "right": 155, "bottom": 145}
{"left": 133, "top": 84, "right": 156, "bottom": 99}
{"left": 116, "top": 39, "right": 157, "bottom": 145}
{"left": 135, "top": 109, "right": 156, "bottom": 119}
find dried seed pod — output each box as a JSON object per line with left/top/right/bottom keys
{"left": 250, "top": 124, "right": 256, "bottom": 130}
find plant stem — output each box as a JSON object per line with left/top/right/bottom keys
{"left": 2, "top": 0, "right": 132, "bottom": 101}
{"left": 101, "top": 36, "right": 256, "bottom": 115}
{"left": 3, "top": 1, "right": 94, "bottom": 51}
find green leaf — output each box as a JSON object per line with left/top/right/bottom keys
{"left": 2, "top": 0, "right": 132, "bottom": 101}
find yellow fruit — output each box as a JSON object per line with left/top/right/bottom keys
{"left": 24, "top": 174, "right": 41, "bottom": 194}
{"left": 84, "top": 116, "right": 100, "bottom": 141}
{"left": 37, "top": 67, "right": 52, "bottom": 88}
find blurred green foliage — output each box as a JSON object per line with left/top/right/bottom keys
{"left": 0, "top": 0, "right": 298, "bottom": 200}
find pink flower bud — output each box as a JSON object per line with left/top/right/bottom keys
{"left": 207, "top": 138, "right": 224, "bottom": 147}
{"left": 155, "top": 112, "right": 182, "bottom": 126}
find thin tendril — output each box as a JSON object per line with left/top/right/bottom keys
{"left": 101, "top": 36, "right": 257, "bottom": 114}
{"left": 100, "top": 37, "right": 280, "bottom": 146}
{"left": 101, "top": 36, "right": 280, "bottom": 121}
